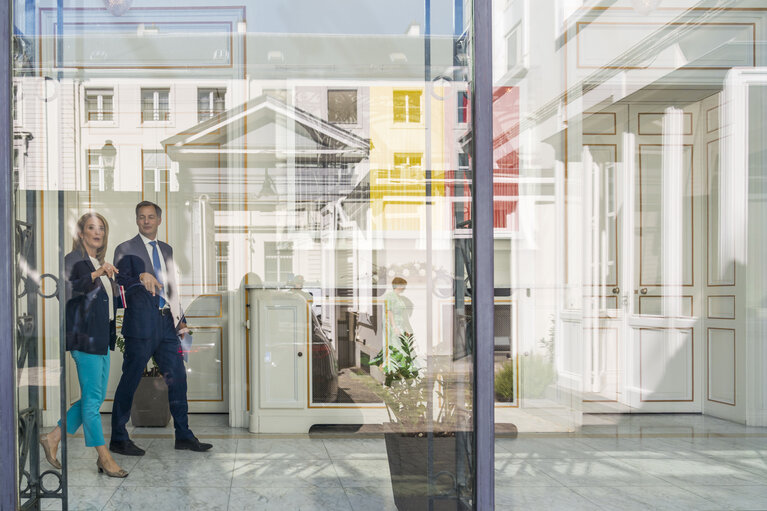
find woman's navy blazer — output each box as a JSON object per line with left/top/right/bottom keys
{"left": 64, "top": 249, "right": 118, "bottom": 355}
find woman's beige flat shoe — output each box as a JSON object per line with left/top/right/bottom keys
{"left": 38, "top": 434, "right": 62, "bottom": 470}
{"left": 96, "top": 458, "right": 128, "bottom": 478}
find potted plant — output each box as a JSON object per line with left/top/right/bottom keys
{"left": 367, "top": 334, "right": 472, "bottom": 511}
{"left": 114, "top": 310, "right": 170, "bottom": 427}
{"left": 494, "top": 360, "right": 514, "bottom": 403}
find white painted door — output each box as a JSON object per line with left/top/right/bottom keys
{"left": 699, "top": 92, "right": 746, "bottom": 422}
{"left": 582, "top": 106, "right": 631, "bottom": 412}
{"left": 626, "top": 103, "right": 703, "bottom": 412}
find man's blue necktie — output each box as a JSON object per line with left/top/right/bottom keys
{"left": 149, "top": 241, "right": 166, "bottom": 308}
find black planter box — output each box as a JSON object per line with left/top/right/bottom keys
{"left": 384, "top": 428, "right": 466, "bottom": 511}
{"left": 130, "top": 375, "right": 171, "bottom": 427}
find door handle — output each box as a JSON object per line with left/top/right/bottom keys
{"left": 297, "top": 352, "right": 303, "bottom": 357}
{"left": 612, "top": 287, "right": 620, "bottom": 295}
{"left": 639, "top": 288, "right": 648, "bottom": 295}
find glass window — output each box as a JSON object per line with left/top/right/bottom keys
{"left": 8, "top": 1, "right": 477, "bottom": 509}
{"left": 457, "top": 90, "right": 469, "bottom": 124}
{"left": 85, "top": 88, "right": 114, "bottom": 121}
{"left": 393, "top": 90, "right": 421, "bottom": 123}
{"left": 197, "top": 88, "right": 226, "bottom": 121}
{"left": 327, "top": 89, "right": 358, "bottom": 124}
{"left": 141, "top": 88, "right": 170, "bottom": 122}
{"left": 264, "top": 241, "right": 293, "bottom": 283}
{"left": 506, "top": 25, "right": 520, "bottom": 71}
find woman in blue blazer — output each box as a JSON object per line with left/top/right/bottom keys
{"left": 38, "top": 212, "right": 128, "bottom": 478}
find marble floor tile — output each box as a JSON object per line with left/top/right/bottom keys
{"left": 41, "top": 485, "right": 119, "bottom": 511}
{"left": 236, "top": 438, "right": 330, "bottom": 460}
{"left": 333, "top": 459, "right": 391, "bottom": 488}
{"left": 120, "top": 456, "right": 235, "bottom": 488}
{"left": 143, "top": 437, "right": 237, "bottom": 460}
{"left": 343, "top": 486, "right": 397, "bottom": 511}
{"left": 321, "top": 438, "right": 388, "bottom": 460}
{"left": 496, "top": 437, "right": 599, "bottom": 459}
{"left": 495, "top": 459, "right": 566, "bottom": 487}
{"left": 63, "top": 458, "right": 132, "bottom": 488}
{"left": 619, "top": 457, "right": 767, "bottom": 486}
{"left": 228, "top": 486, "right": 353, "bottom": 511}
{"left": 531, "top": 458, "right": 671, "bottom": 487}
{"left": 104, "top": 486, "right": 231, "bottom": 511}
{"left": 231, "top": 459, "right": 342, "bottom": 488}
{"left": 495, "top": 485, "right": 606, "bottom": 510}
{"left": 682, "top": 485, "right": 767, "bottom": 510}
{"left": 189, "top": 426, "right": 250, "bottom": 438}
{"left": 575, "top": 436, "right": 709, "bottom": 459}
{"left": 714, "top": 456, "right": 767, "bottom": 478}
{"left": 571, "top": 485, "right": 722, "bottom": 511}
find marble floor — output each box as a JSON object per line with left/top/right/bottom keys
{"left": 37, "top": 413, "right": 767, "bottom": 510}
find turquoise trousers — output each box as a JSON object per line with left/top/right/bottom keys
{"left": 58, "top": 350, "right": 110, "bottom": 447}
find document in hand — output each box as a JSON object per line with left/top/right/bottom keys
{"left": 179, "top": 331, "right": 194, "bottom": 362}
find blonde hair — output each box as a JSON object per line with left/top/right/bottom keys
{"left": 72, "top": 212, "right": 109, "bottom": 264}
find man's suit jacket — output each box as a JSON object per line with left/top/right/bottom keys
{"left": 114, "top": 234, "right": 184, "bottom": 339}
{"left": 64, "top": 249, "right": 118, "bottom": 354}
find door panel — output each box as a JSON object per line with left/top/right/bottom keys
{"left": 701, "top": 92, "right": 746, "bottom": 422}
{"left": 628, "top": 103, "right": 702, "bottom": 413}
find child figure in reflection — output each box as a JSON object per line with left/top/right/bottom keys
{"left": 384, "top": 277, "right": 414, "bottom": 352}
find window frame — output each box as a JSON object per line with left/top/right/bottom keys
{"left": 84, "top": 87, "right": 115, "bottom": 123}
{"left": 327, "top": 88, "right": 359, "bottom": 125}
{"left": 393, "top": 89, "right": 422, "bottom": 124}
{"left": 197, "top": 87, "right": 227, "bottom": 122}
{"left": 140, "top": 87, "right": 172, "bottom": 124}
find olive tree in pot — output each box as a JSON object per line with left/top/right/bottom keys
{"left": 115, "top": 311, "right": 170, "bottom": 427}
{"left": 367, "top": 334, "right": 473, "bottom": 511}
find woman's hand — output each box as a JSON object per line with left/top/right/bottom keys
{"left": 100, "top": 262, "right": 118, "bottom": 279}
{"left": 91, "top": 262, "right": 118, "bottom": 282}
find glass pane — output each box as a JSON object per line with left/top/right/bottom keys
{"left": 10, "top": 1, "right": 477, "bottom": 508}
{"left": 492, "top": 0, "right": 767, "bottom": 507}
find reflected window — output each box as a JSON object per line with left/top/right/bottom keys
{"left": 506, "top": 25, "right": 521, "bottom": 71}
{"left": 141, "top": 88, "right": 170, "bottom": 122}
{"left": 393, "top": 90, "right": 421, "bottom": 123}
{"left": 85, "top": 88, "right": 113, "bottom": 121}
{"left": 457, "top": 90, "right": 469, "bottom": 124}
{"left": 216, "top": 241, "right": 229, "bottom": 291}
{"left": 393, "top": 153, "right": 422, "bottom": 180}
{"left": 198, "top": 88, "right": 226, "bottom": 122}
{"left": 87, "top": 150, "right": 113, "bottom": 192}
{"left": 328, "top": 89, "right": 358, "bottom": 124}
{"left": 264, "top": 241, "right": 293, "bottom": 283}
{"left": 12, "top": 82, "right": 20, "bottom": 125}
{"left": 142, "top": 150, "right": 170, "bottom": 194}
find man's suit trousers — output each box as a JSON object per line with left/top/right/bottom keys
{"left": 111, "top": 311, "right": 192, "bottom": 442}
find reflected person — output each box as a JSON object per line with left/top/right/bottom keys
{"left": 39, "top": 212, "right": 128, "bottom": 478}
{"left": 110, "top": 201, "right": 212, "bottom": 455}
{"left": 384, "top": 276, "right": 414, "bottom": 349}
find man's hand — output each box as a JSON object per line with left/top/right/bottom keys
{"left": 139, "top": 272, "right": 163, "bottom": 296}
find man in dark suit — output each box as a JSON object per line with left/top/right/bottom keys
{"left": 110, "top": 201, "right": 212, "bottom": 455}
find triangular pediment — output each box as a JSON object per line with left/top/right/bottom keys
{"left": 162, "top": 95, "right": 369, "bottom": 163}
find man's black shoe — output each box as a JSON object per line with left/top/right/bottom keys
{"left": 109, "top": 439, "right": 146, "bottom": 456}
{"left": 175, "top": 436, "right": 212, "bottom": 452}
